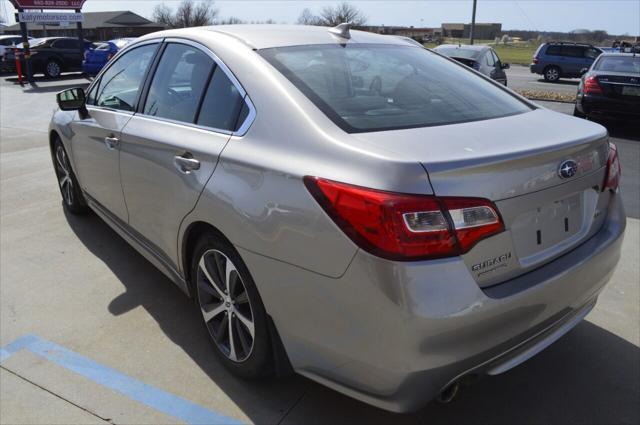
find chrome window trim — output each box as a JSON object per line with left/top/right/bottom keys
{"left": 135, "top": 37, "right": 255, "bottom": 137}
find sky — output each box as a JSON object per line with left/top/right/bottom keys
{"left": 2, "top": 0, "right": 639, "bottom": 35}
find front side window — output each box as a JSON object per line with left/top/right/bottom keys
{"left": 53, "top": 39, "right": 78, "bottom": 49}
{"left": 95, "top": 43, "right": 158, "bottom": 111}
{"left": 260, "top": 44, "right": 531, "bottom": 133}
{"left": 143, "top": 43, "right": 214, "bottom": 123}
{"left": 585, "top": 48, "right": 601, "bottom": 59}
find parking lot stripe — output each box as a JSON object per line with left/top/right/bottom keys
{"left": 0, "top": 335, "right": 242, "bottom": 425}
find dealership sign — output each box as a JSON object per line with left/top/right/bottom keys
{"left": 18, "top": 12, "right": 83, "bottom": 23}
{"left": 9, "top": 0, "right": 86, "bottom": 10}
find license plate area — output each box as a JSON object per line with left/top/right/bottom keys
{"left": 511, "top": 192, "right": 586, "bottom": 267}
{"left": 622, "top": 85, "right": 640, "bottom": 96}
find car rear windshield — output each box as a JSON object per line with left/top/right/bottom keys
{"left": 260, "top": 44, "right": 531, "bottom": 133}
{"left": 434, "top": 47, "right": 481, "bottom": 60}
{"left": 594, "top": 56, "right": 640, "bottom": 73}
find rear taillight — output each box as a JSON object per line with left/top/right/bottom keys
{"left": 603, "top": 142, "right": 621, "bottom": 192}
{"left": 533, "top": 56, "right": 539, "bottom": 64}
{"left": 304, "top": 177, "right": 504, "bottom": 261}
{"left": 584, "top": 75, "right": 603, "bottom": 94}
{"left": 107, "top": 53, "right": 113, "bottom": 61}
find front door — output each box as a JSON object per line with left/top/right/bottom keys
{"left": 119, "top": 40, "right": 250, "bottom": 267}
{"left": 71, "top": 42, "right": 159, "bottom": 222}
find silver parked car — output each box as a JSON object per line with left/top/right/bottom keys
{"left": 50, "top": 25, "right": 625, "bottom": 412}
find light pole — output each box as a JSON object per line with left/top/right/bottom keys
{"left": 469, "top": 0, "right": 477, "bottom": 45}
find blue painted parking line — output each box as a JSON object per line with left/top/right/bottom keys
{"left": 0, "top": 334, "right": 242, "bottom": 425}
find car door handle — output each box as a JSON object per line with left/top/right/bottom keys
{"left": 104, "top": 136, "right": 119, "bottom": 149}
{"left": 174, "top": 155, "right": 201, "bottom": 173}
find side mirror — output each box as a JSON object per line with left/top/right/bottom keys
{"left": 580, "top": 67, "right": 589, "bottom": 76}
{"left": 501, "top": 62, "right": 510, "bottom": 69}
{"left": 56, "top": 87, "right": 86, "bottom": 111}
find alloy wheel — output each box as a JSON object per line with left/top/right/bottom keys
{"left": 546, "top": 68, "right": 559, "bottom": 81}
{"left": 55, "top": 145, "right": 73, "bottom": 206}
{"left": 197, "top": 249, "right": 255, "bottom": 363}
{"left": 47, "top": 62, "right": 61, "bottom": 78}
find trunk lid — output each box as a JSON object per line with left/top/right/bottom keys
{"left": 594, "top": 71, "right": 640, "bottom": 99}
{"left": 352, "top": 108, "right": 610, "bottom": 286}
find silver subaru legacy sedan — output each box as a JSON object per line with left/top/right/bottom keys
{"left": 50, "top": 25, "right": 625, "bottom": 412}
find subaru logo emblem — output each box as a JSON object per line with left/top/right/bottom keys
{"left": 558, "top": 160, "right": 578, "bottom": 179}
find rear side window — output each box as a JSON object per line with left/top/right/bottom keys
{"left": 545, "top": 45, "right": 562, "bottom": 56}
{"left": 143, "top": 43, "right": 214, "bottom": 123}
{"left": 53, "top": 39, "right": 78, "bottom": 49}
{"left": 562, "top": 46, "right": 585, "bottom": 58}
{"left": 485, "top": 51, "right": 495, "bottom": 66}
{"left": 260, "top": 44, "right": 530, "bottom": 133}
{"left": 94, "top": 43, "right": 158, "bottom": 111}
{"left": 196, "top": 66, "right": 246, "bottom": 131}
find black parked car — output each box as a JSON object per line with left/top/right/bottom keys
{"left": 3, "top": 37, "right": 95, "bottom": 78}
{"left": 574, "top": 53, "right": 640, "bottom": 121}
{"left": 433, "top": 44, "right": 509, "bottom": 85}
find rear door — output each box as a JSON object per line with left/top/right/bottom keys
{"left": 51, "top": 39, "right": 82, "bottom": 70}
{"left": 560, "top": 45, "right": 587, "bottom": 75}
{"left": 119, "top": 39, "right": 252, "bottom": 267}
{"left": 71, "top": 41, "right": 159, "bottom": 222}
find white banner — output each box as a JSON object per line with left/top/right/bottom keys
{"left": 18, "top": 12, "right": 83, "bottom": 24}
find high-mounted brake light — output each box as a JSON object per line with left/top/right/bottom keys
{"left": 304, "top": 177, "right": 504, "bottom": 261}
{"left": 584, "top": 75, "right": 603, "bottom": 94}
{"left": 603, "top": 142, "right": 621, "bottom": 192}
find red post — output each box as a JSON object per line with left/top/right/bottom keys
{"left": 15, "top": 51, "right": 23, "bottom": 86}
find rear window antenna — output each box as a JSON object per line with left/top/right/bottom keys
{"left": 328, "top": 22, "right": 353, "bottom": 39}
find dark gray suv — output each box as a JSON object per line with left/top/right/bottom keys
{"left": 530, "top": 42, "right": 603, "bottom": 82}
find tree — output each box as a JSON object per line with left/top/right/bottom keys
{"left": 297, "top": 2, "right": 367, "bottom": 26}
{"left": 319, "top": 2, "right": 367, "bottom": 26}
{"left": 297, "top": 8, "right": 320, "bottom": 25}
{"left": 153, "top": 0, "right": 219, "bottom": 29}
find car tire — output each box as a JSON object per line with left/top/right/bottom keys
{"left": 44, "top": 60, "right": 62, "bottom": 79}
{"left": 52, "top": 138, "right": 90, "bottom": 214}
{"left": 543, "top": 66, "right": 560, "bottom": 82}
{"left": 191, "top": 234, "right": 272, "bottom": 379}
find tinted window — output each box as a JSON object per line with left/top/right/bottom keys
{"left": 196, "top": 66, "right": 245, "bottom": 131}
{"left": 143, "top": 43, "right": 213, "bottom": 123}
{"left": 53, "top": 39, "right": 79, "bottom": 49}
{"left": 491, "top": 49, "right": 500, "bottom": 64}
{"left": 485, "top": 51, "right": 495, "bottom": 66}
{"left": 260, "top": 44, "right": 530, "bottom": 133}
{"left": 95, "top": 43, "right": 158, "bottom": 111}
{"left": 434, "top": 47, "right": 481, "bottom": 60}
{"left": 95, "top": 43, "right": 111, "bottom": 51}
{"left": 585, "top": 48, "right": 601, "bottom": 59}
{"left": 594, "top": 56, "right": 640, "bottom": 73}
{"left": 545, "top": 45, "right": 562, "bottom": 55}
{"left": 562, "top": 46, "right": 586, "bottom": 58}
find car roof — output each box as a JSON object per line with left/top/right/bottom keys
{"left": 138, "top": 24, "right": 418, "bottom": 50}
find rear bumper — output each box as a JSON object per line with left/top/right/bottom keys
{"left": 577, "top": 93, "right": 640, "bottom": 119}
{"left": 240, "top": 192, "right": 625, "bottom": 413}
{"left": 530, "top": 63, "right": 543, "bottom": 74}
{"left": 82, "top": 62, "right": 104, "bottom": 76}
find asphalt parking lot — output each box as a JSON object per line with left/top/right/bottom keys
{"left": 506, "top": 64, "right": 581, "bottom": 95}
{"left": 1, "top": 74, "right": 638, "bottom": 425}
